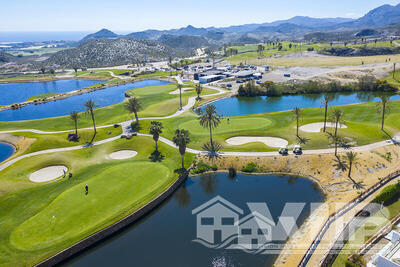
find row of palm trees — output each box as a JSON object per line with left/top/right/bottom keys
{"left": 68, "top": 100, "right": 98, "bottom": 143}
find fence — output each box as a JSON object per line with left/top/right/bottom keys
{"left": 299, "top": 169, "right": 400, "bottom": 267}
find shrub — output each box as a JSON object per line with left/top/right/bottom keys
{"left": 347, "top": 254, "right": 366, "bottom": 267}
{"left": 192, "top": 160, "right": 211, "bottom": 174}
{"left": 211, "top": 164, "right": 218, "bottom": 171}
{"left": 242, "top": 162, "right": 258, "bottom": 173}
{"left": 374, "top": 182, "right": 400, "bottom": 204}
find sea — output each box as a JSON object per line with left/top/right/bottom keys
{"left": 0, "top": 32, "right": 91, "bottom": 42}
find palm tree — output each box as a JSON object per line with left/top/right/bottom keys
{"left": 321, "top": 94, "right": 334, "bottom": 132}
{"left": 84, "top": 100, "right": 98, "bottom": 139}
{"left": 177, "top": 84, "right": 183, "bottom": 110}
{"left": 292, "top": 107, "right": 302, "bottom": 137}
{"left": 198, "top": 104, "right": 222, "bottom": 144}
{"left": 124, "top": 96, "right": 142, "bottom": 124}
{"left": 344, "top": 151, "right": 358, "bottom": 178}
{"left": 202, "top": 141, "right": 222, "bottom": 163}
{"left": 69, "top": 111, "right": 80, "bottom": 136}
{"left": 377, "top": 95, "right": 391, "bottom": 131}
{"left": 329, "top": 109, "right": 344, "bottom": 138}
{"left": 195, "top": 84, "right": 203, "bottom": 100}
{"left": 173, "top": 129, "right": 191, "bottom": 169}
{"left": 149, "top": 121, "right": 163, "bottom": 152}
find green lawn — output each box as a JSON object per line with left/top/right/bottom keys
{"left": 140, "top": 100, "right": 400, "bottom": 152}
{"left": 26, "top": 93, "right": 64, "bottom": 102}
{"left": 0, "top": 136, "right": 194, "bottom": 266}
{"left": 0, "top": 83, "right": 219, "bottom": 132}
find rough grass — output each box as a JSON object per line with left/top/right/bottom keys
{"left": 26, "top": 93, "right": 64, "bottom": 102}
{"left": 0, "top": 136, "right": 194, "bottom": 266}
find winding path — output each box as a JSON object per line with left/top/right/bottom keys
{"left": 0, "top": 80, "right": 399, "bottom": 172}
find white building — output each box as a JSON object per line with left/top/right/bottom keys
{"left": 368, "top": 230, "right": 400, "bottom": 267}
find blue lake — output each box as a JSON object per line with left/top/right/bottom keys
{"left": 212, "top": 92, "right": 400, "bottom": 117}
{"left": 63, "top": 173, "right": 323, "bottom": 267}
{"left": 0, "top": 80, "right": 170, "bottom": 121}
{"left": 0, "top": 142, "right": 14, "bottom": 163}
{"left": 0, "top": 79, "right": 105, "bottom": 106}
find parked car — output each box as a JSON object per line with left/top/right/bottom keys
{"left": 226, "top": 83, "right": 232, "bottom": 88}
{"left": 293, "top": 145, "right": 303, "bottom": 155}
{"left": 236, "top": 80, "right": 244, "bottom": 84}
{"left": 256, "top": 80, "right": 262, "bottom": 85}
{"left": 284, "top": 74, "right": 291, "bottom": 78}
{"left": 279, "top": 147, "right": 289, "bottom": 156}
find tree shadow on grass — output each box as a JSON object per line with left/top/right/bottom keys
{"left": 149, "top": 150, "right": 164, "bottom": 162}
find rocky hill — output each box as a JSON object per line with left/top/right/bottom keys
{"left": 45, "top": 38, "right": 175, "bottom": 68}
{"left": 80, "top": 28, "right": 119, "bottom": 43}
{"left": 157, "top": 34, "right": 211, "bottom": 53}
{"left": 0, "top": 51, "right": 15, "bottom": 63}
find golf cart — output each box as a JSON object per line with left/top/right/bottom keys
{"left": 279, "top": 147, "right": 289, "bottom": 156}
{"left": 293, "top": 145, "right": 303, "bottom": 155}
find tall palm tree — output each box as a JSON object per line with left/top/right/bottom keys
{"left": 329, "top": 109, "right": 344, "bottom": 138}
{"left": 292, "top": 107, "right": 302, "bottom": 137}
{"left": 198, "top": 104, "right": 222, "bottom": 144}
{"left": 377, "top": 95, "right": 391, "bottom": 131}
{"left": 124, "top": 96, "right": 142, "bottom": 124}
{"left": 69, "top": 111, "right": 80, "bottom": 136}
{"left": 84, "top": 100, "right": 98, "bottom": 138}
{"left": 195, "top": 84, "right": 203, "bottom": 100}
{"left": 345, "top": 151, "right": 358, "bottom": 178}
{"left": 149, "top": 121, "right": 163, "bottom": 152}
{"left": 173, "top": 129, "right": 191, "bottom": 169}
{"left": 321, "top": 94, "right": 334, "bottom": 132}
{"left": 177, "top": 84, "right": 183, "bottom": 110}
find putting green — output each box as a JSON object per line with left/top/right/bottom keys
{"left": 10, "top": 161, "right": 171, "bottom": 250}
{"left": 178, "top": 117, "right": 272, "bottom": 136}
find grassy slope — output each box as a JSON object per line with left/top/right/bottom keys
{"left": 0, "top": 84, "right": 218, "bottom": 132}
{"left": 0, "top": 136, "right": 194, "bottom": 266}
{"left": 140, "top": 100, "right": 400, "bottom": 152}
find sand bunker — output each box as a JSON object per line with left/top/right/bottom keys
{"left": 29, "top": 165, "right": 68, "bottom": 183}
{"left": 300, "top": 122, "right": 347, "bottom": 133}
{"left": 226, "top": 136, "right": 288, "bottom": 148}
{"left": 108, "top": 150, "right": 138, "bottom": 160}
{"left": 169, "top": 87, "right": 192, "bottom": 95}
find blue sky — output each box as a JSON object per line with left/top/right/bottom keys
{"left": 1, "top": 0, "right": 400, "bottom": 32}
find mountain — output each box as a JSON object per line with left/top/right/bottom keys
{"left": 267, "top": 16, "right": 354, "bottom": 28}
{"left": 45, "top": 38, "right": 175, "bottom": 68}
{"left": 0, "top": 51, "right": 15, "bottom": 63}
{"left": 80, "top": 28, "right": 119, "bottom": 43}
{"left": 339, "top": 4, "right": 400, "bottom": 28}
{"left": 157, "top": 34, "right": 210, "bottom": 52}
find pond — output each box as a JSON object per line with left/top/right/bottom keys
{"left": 212, "top": 92, "right": 400, "bottom": 117}
{"left": 0, "top": 79, "right": 105, "bottom": 106}
{"left": 0, "top": 80, "right": 170, "bottom": 121}
{"left": 63, "top": 172, "right": 323, "bottom": 267}
{"left": 0, "top": 142, "right": 14, "bottom": 163}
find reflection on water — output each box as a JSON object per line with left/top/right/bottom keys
{"left": 212, "top": 92, "right": 400, "bottom": 117}
{"left": 0, "top": 80, "right": 170, "bottom": 121}
{"left": 63, "top": 173, "right": 323, "bottom": 267}
{"left": 0, "top": 79, "right": 104, "bottom": 105}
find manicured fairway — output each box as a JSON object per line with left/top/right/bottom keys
{"left": 0, "top": 136, "right": 194, "bottom": 266}
{"left": 0, "top": 83, "right": 218, "bottom": 132}
{"left": 140, "top": 100, "right": 400, "bottom": 151}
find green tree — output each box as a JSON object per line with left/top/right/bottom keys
{"left": 177, "top": 84, "right": 183, "bottom": 109}
{"left": 329, "top": 109, "right": 344, "bottom": 138}
{"left": 84, "top": 100, "right": 98, "bottom": 140}
{"left": 292, "top": 107, "right": 302, "bottom": 137}
{"left": 345, "top": 151, "right": 358, "bottom": 178}
{"left": 40, "top": 67, "right": 46, "bottom": 75}
{"left": 198, "top": 104, "right": 222, "bottom": 144}
{"left": 149, "top": 121, "right": 163, "bottom": 152}
{"left": 195, "top": 84, "right": 203, "bottom": 100}
{"left": 69, "top": 111, "right": 80, "bottom": 136}
{"left": 173, "top": 129, "right": 191, "bottom": 169}
{"left": 321, "top": 94, "right": 334, "bottom": 132}
{"left": 377, "top": 95, "right": 391, "bottom": 131}
{"left": 124, "top": 96, "right": 142, "bottom": 124}
{"left": 49, "top": 68, "right": 55, "bottom": 76}
{"left": 73, "top": 66, "right": 79, "bottom": 76}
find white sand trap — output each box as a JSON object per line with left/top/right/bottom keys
{"left": 108, "top": 150, "right": 138, "bottom": 160}
{"left": 300, "top": 122, "right": 347, "bottom": 133}
{"left": 169, "top": 87, "right": 192, "bottom": 95}
{"left": 29, "top": 165, "right": 68, "bottom": 183}
{"left": 226, "top": 136, "right": 288, "bottom": 148}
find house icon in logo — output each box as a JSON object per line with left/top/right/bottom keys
{"left": 192, "top": 196, "right": 243, "bottom": 245}
{"left": 236, "top": 211, "right": 274, "bottom": 250}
